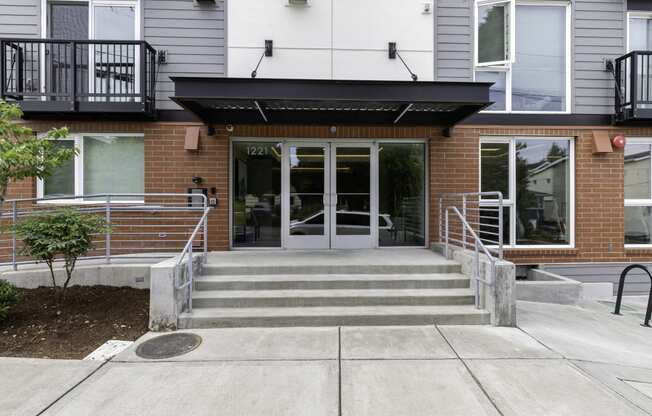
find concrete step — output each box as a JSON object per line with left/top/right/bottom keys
{"left": 191, "top": 288, "right": 475, "bottom": 308}
{"left": 201, "top": 262, "right": 461, "bottom": 276}
{"left": 179, "top": 305, "right": 490, "bottom": 328}
{"left": 194, "top": 273, "right": 471, "bottom": 291}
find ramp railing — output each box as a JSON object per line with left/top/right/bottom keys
{"left": 0, "top": 193, "right": 208, "bottom": 270}
{"left": 439, "top": 192, "right": 504, "bottom": 309}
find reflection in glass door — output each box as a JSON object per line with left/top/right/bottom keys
{"left": 330, "top": 144, "right": 376, "bottom": 249}
{"left": 273, "top": 140, "right": 425, "bottom": 250}
{"left": 285, "top": 144, "right": 330, "bottom": 249}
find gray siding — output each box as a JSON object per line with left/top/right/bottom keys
{"left": 573, "top": 0, "right": 626, "bottom": 114}
{"left": 143, "top": 0, "right": 225, "bottom": 110}
{"left": 543, "top": 263, "right": 652, "bottom": 296}
{"left": 435, "top": 0, "right": 473, "bottom": 82}
{"left": 0, "top": 0, "right": 40, "bottom": 38}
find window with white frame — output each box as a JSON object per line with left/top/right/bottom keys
{"left": 628, "top": 13, "right": 652, "bottom": 52}
{"left": 624, "top": 139, "right": 652, "bottom": 245}
{"left": 474, "top": 1, "right": 570, "bottom": 113}
{"left": 38, "top": 134, "right": 145, "bottom": 202}
{"left": 479, "top": 137, "right": 574, "bottom": 247}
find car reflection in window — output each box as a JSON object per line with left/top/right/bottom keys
{"left": 289, "top": 210, "right": 394, "bottom": 236}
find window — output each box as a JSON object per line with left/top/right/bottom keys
{"left": 628, "top": 13, "right": 652, "bottom": 52}
{"left": 232, "top": 141, "right": 282, "bottom": 248}
{"left": 38, "top": 134, "right": 145, "bottom": 202}
{"left": 475, "top": 0, "right": 515, "bottom": 67}
{"left": 378, "top": 143, "right": 426, "bottom": 247}
{"left": 480, "top": 137, "right": 574, "bottom": 247}
{"left": 474, "top": 1, "right": 570, "bottom": 113}
{"left": 624, "top": 139, "right": 652, "bottom": 245}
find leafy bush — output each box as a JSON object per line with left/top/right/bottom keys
{"left": 14, "top": 208, "right": 109, "bottom": 302}
{"left": 0, "top": 280, "right": 21, "bottom": 322}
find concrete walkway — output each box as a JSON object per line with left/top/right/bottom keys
{"left": 3, "top": 300, "right": 652, "bottom": 415}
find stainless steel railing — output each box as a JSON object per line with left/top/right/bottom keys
{"left": 439, "top": 192, "right": 504, "bottom": 308}
{"left": 175, "top": 206, "right": 211, "bottom": 313}
{"left": 0, "top": 193, "right": 209, "bottom": 270}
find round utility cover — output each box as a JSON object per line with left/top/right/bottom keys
{"left": 136, "top": 333, "right": 202, "bottom": 359}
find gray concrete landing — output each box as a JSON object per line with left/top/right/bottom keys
{"left": 3, "top": 299, "right": 652, "bottom": 415}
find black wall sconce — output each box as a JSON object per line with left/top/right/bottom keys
{"left": 389, "top": 42, "right": 418, "bottom": 82}
{"left": 251, "top": 40, "right": 273, "bottom": 78}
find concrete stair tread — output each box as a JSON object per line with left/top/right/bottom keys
{"left": 192, "top": 288, "right": 475, "bottom": 299}
{"left": 195, "top": 273, "right": 470, "bottom": 282}
{"left": 183, "top": 305, "right": 486, "bottom": 317}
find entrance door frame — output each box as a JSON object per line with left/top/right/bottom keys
{"left": 228, "top": 137, "right": 429, "bottom": 250}
{"left": 282, "top": 140, "right": 332, "bottom": 249}
{"left": 329, "top": 141, "right": 378, "bottom": 249}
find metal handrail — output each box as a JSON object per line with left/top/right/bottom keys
{"left": 445, "top": 206, "right": 497, "bottom": 309}
{"left": 439, "top": 191, "right": 504, "bottom": 260}
{"left": 439, "top": 191, "right": 504, "bottom": 309}
{"left": 1, "top": 38, "right": 157, "bottom": 115}
{"left": 613, "top": 264, "right": 652, "bottom": 327}
{"left": 1, "top": 193, "right": 208, "bottom": 270}
{"left": 174, "top": 206, "right": 211, "bottom": 313}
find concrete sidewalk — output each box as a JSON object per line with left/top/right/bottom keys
{"left": 2, "top": 300, "right": 652, "bottom": 415}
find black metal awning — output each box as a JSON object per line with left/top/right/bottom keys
{"left": 171, "top": 77, "right": 492, "bottom": 127}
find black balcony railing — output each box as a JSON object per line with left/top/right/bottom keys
{"left": 0, "top": 39, "right": 156, "bottom": 116}
{"left": 615, "top": 50, "right": 652, "bottom": 122}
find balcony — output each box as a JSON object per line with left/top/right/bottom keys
{"left": 1, "top": 39, "right": 156, "bottom": 117}
{"left": 615, "top": 51, "right": 652, "bottom": 123}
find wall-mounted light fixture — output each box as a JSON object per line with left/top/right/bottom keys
{"left": 251, "top": 40, "right": 273, "bottom": 78}
{"left": 287, "top": 0, "right": 309, "bottom": 5}
{"left": 388, "top": 42, "right": 418, "bottom": 81}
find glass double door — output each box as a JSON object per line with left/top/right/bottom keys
{"left": 283, "top": 142, "right": 377, "bottom": 249}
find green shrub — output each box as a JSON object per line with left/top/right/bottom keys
{"left": 14, "top": 208, "right": 109, "bottom": 302}
{"left": 0, "top": 280, "right": 21, "bottom": 321}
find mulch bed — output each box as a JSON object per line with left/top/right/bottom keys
{"left": 0, "top": 286, "right": 149, "bottom": 359}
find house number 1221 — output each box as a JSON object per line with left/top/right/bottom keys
{"left": 247, "top": 146, "right": 269, "bottom": 156}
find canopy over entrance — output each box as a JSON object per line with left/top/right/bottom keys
{"left": 171, "top": 77, "right": 492, "bottom": 129}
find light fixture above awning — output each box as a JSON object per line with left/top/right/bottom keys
{"left": 171, "top": 77, "right": 493, "bottom": 131}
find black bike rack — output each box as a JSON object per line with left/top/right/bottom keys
{"left": 613, "top": 264, "right": 652, "bottom": 327}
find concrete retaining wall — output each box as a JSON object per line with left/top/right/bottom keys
{"left": 0, "top": 263, "right": 152, "bottom": 289}
{"left": 518, "top": 269, "right": 582, "bottom": 305}
{"left": 149, "top": 254, "right": 203, "bottom": 332}
{"left": 516, "top": 269, "right": 613, "bottom": 305}
{"left": 433, "top": 243, "right": 516, "bottom": 327}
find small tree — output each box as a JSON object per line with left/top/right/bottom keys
{"left": 0, "top": 100, "right": 73, "bottom": 210}
{"left": 14, "top": 208, "right": 109, "bottom": 302}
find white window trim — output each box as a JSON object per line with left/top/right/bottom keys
{"left": 41, "top": 0, "right": 142, "bottom": 40}
{"left": 40, "top": 0, "right": 142, "bottom": 100}
{"left": 36, "top": 133, "right": 145, "bottom": 204}
{"left": 474, "top": 0, "right": 572, "bottom": 114}
{"left": 627, "top": 11, "right": 652, "bottom": 53}
{"left": 624, "top": 137, "right": 652, "bottom": 248}
{"left": 473, "top": 0, "right": 516, "bottom": 68}
{"left": 479, "top": 136, "right": 575, "bottom": 249}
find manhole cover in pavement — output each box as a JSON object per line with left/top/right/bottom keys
{"left": 136, "top": 333, "right": 202, "bottom": 359}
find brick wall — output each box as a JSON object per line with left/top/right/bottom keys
{"left": 4, "top": 120, "right": 652, "bottom": 265}
{"left": 440, "top": 126, "right": 652, "bottom": 265}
